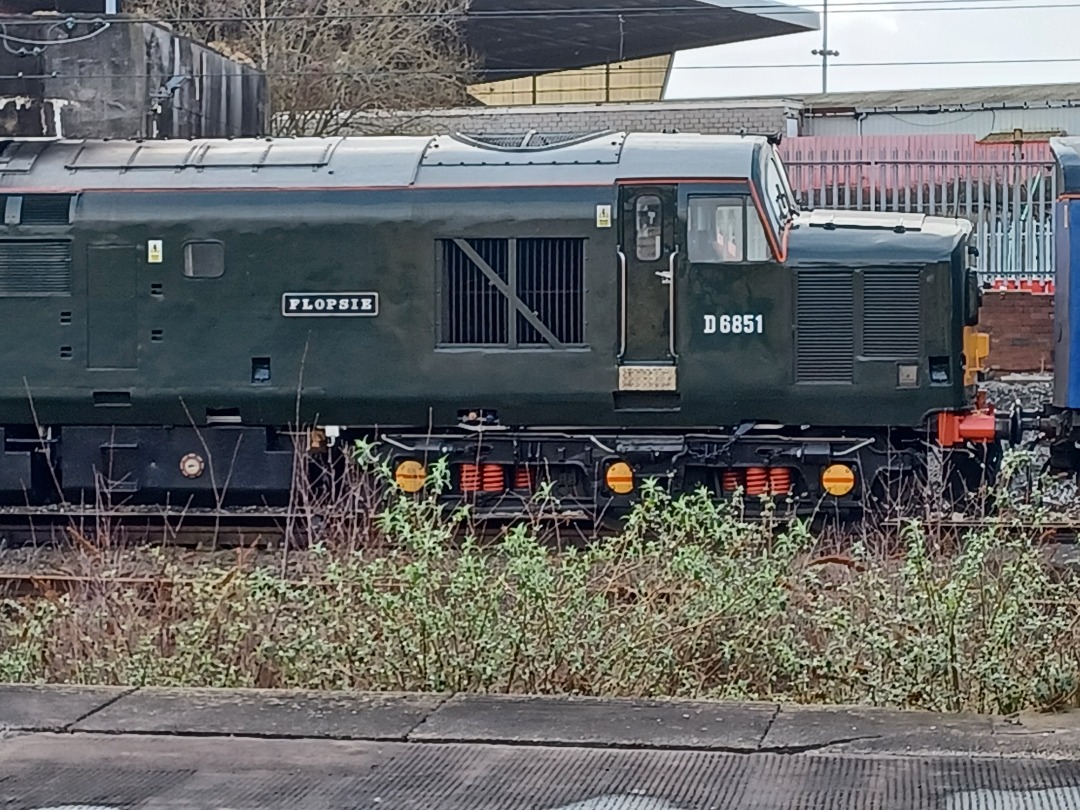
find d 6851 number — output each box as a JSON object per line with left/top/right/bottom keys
{"left": 703, "top": 314, "right": 764, "bottom": 334}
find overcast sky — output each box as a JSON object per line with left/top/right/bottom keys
{"left": 665, "top": 0, "right": 1080, "bottom": 98}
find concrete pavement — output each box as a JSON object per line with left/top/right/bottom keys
{"left": 4, "top": 686, "right": 1080, "bottom": 807}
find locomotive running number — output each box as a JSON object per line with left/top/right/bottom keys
{"left": 703, "top": 314, "right": 764, "bottom": 335}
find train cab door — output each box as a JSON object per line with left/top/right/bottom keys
{"left": 680, "top": 185, "right": 786, "bottom": 421}
{"left": 617, "top": 184, "right": 679, "bottom": 399}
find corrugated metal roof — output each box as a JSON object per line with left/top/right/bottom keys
{"left": 798, "top": 83, "right": 1080, "bottom": 112}
{"left": 693, "top": 82, "right": 1080, "bottom": 113}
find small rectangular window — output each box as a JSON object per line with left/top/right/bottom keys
{"left": 183, "top": 241, "right": 225, "bottom": 278}
{"left": 635, "top": 195, "right": 662, "bottom": 261}
{"left": 687, "top": 197, "right": 771, "bottom": 264}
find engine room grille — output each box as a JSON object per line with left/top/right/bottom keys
{"left": 442, "top": 238, "right": 509, "bottom": 345}
{"left": 516, "top": 238, "right": 585, "bottom": 345}
{"left": 455, "top": 131, "right": 609, "bottom": 151}
{"left": 863, "top": 269, "right": 921, "bottom": 357}
{"left": 441, "top": 237, "right": 585, "bottom": 348}
{"left": 797, "top": 270, "right": 854, "bottom": 383}
{"left": 19, "top": 195, "right": 72, "bottom": 226}
{"left": 0, "top": 240, "right": 71, "bottom": 296}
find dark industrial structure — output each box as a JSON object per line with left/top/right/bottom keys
{"left": 0, "top": 1, "right": 121, "bottom": 12}
{"left": 463, "top": 0, "right": 817, "bottom": 82}
{"left": 0, "top": 14, "right": 266, "bottom": 139}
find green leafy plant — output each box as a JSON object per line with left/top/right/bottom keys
{"left": 1, "top": 457, "right": 1077, "bottom": 714}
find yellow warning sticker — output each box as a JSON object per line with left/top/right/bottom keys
{"left": 147, "top": 240, "right": 163, "bottom": 264}
{"left": 596, "top": 204, "right": 612, "bottom": 229}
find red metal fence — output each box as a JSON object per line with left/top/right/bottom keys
{"left": 777, "top": 135, "right": 1056, "bottom": 285}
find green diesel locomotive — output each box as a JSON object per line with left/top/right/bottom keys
{"left": 0, "top": 130, "right": 1000, "bottom": 516}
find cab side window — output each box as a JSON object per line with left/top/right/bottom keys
{"left": 687, "top": 197, "right": 769, "bottom": 264}
{"left": 634, "top": 195, "right": 663, "bottom": 261}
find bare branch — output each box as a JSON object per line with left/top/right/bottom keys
{"left": 131, "top": 0, "right": 476, "bottom": 135}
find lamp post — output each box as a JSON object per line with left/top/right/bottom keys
{"left": 811, "top": 0, "right": 839, "bottom": 93}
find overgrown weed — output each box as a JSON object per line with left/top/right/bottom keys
{"left": 1, "top": 446, "right": 1078, "bottom": 714}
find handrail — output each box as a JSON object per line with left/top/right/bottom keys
{"left": 616, "top": 248, "right": 627, "bottom": 360}
{"left": 668, "top": 249, "right": 679, "bottom": 359}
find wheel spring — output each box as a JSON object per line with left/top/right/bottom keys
{"left": 745, "top": 467, "right": 769, "bottom": 496}
{"left": 513, "top": 465, "right": 534, "bottom": 491}
{"left": 481, "top": 463, "right": 505, "bottom": 492}
{"left": 768, "top": 467, "right": 792, "bottom": 495}
{"left": 721, "top": 469, "right": 743, "bottom": 492}
{"left": 460, "top": 463, "right": 481, "bottom": 492}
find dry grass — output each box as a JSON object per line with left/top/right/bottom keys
{"left": 2, "top": 449, "right": 1078, "bottom": 715}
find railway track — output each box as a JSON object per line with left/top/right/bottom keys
{"left": 1, "top": 510, "right": 1078, "bottom": 598}
{"left": 877, "top": 515, "right": 1080, "bottom": 543}
{"left": 0, "top": 504, "right": 1075, "bottom": 546}
{"left": 0, "top": 512, "right": 295, "bottom": 551}
{"left": 0, "top": 502, "right": 599, "bottom": 551}
{"left": 4, "top": 531, "right": 1079, "bottom": 603}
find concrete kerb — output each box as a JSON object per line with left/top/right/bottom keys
{"left": 0, "top": 684, "right": 137, "bottom": 733}
{"left": 408, "top": 693, "right": 778, "bottom": 751}
{"left": 4, "top": 685, "right": 1080, "bottom": 759}
{"left": 69, "top": 687, "right": 446, "bottom": 741}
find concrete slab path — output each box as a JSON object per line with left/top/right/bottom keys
{"left": 3, "top": 686, "right": 1080, "bottom": 808}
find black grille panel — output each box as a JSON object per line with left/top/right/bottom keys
{"left": 516, "top": 238, "right": 585, "bottom": 345}
{"left": 864, "top": 270, "right": 921, "bottom": 357}
{"left": 441, "top": 237, "right": 585, "bottom": 348}
{"left": 0, "top": 240, "right": 71, "bottom": 296}
{"left": 456, "top": 131, "right": 606, "bottom": 150}
{"left": 442, "top": 238, "right": 509, "bottom": 345}
{"left": 20, "top": 195, "right": 71, "bottom": 225}
{"left": 797, "top": 270, "right": 854, "bottom": 383}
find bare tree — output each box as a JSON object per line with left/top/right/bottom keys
{"left": 132, "top": 0, "right": 475, "bottom": 135}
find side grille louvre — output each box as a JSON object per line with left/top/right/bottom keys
{"left": 20, "top": 195, "right": 72, "bottom": 226}
{"left": 516, "top": 238, "right": 585, "bottom": 345}
{"left": 0, "top": 240, "right": 71, "bottom": 296}
{"left": 442, "top": 238, "right": 509, "bottom": 345}
{"left": 797, "top": 270, "right": 854, "bottom": 383}
{"left": 441, "top": 237, "right": 585, "bottom": 348}
{"left": 864, "top": 270, "right": 921, "bottom": 357}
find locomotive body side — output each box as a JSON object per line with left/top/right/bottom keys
{"left": 0, "top": 132, "right": 996, "bottom": 514}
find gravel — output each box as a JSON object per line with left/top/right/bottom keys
{"left": 982, "top": 374, "right": 1054, "bottom": 413}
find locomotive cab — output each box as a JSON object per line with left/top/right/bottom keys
{"left": 612, "top": 135, "right": 1000, "bottom": 508}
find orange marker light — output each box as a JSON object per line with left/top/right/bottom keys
{"left": 605, "top": 461, "right": 635, "bottom": 494}
{"left": 821, "top": 464, "right": 856, "bottom": 497}
{"left": 394, "top": 460, "right": 426, "bottom": 493}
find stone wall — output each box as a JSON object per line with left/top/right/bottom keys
{"left": 340, "top": 99, "right": 801, "bottom": 137}
{"left": 979, "top": 291, "right": 1055, "bottom": 374}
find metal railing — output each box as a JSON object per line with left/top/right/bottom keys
{"left": 779, "top": 141, "right": 1057, "bottom": 285}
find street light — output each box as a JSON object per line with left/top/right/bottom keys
{"left": 811, "top": 0, "right": 839, "bottom": 93}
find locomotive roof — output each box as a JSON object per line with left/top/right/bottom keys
{"left": 0, "top": 131, "right": 769, "bottom": 192}
{"left": 1051, "top": 137, "right": 1080, "bottom": 194}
